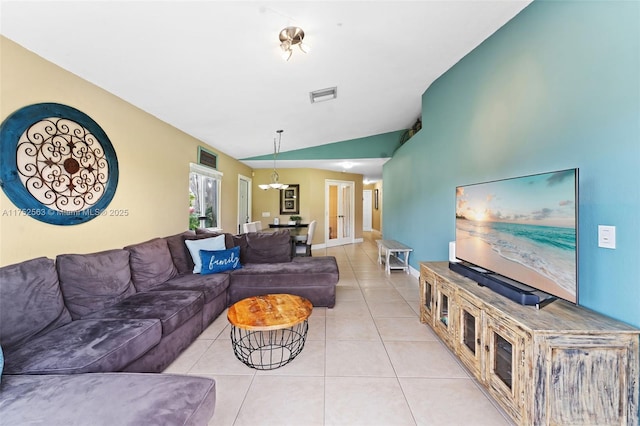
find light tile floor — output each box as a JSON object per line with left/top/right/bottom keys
{"left": 164, "top": 232, "right": 512, "bottom": 426}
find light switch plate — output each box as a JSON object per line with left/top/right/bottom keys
{"left": 261, "top": 212, "right": 270, "bottom": 217}
{"left": 598, "top": 225, "right": 616, "bottom": 249}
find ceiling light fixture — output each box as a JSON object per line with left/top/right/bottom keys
{"left": 279, "top": 26, "right": 309, "bottom": 61}
{"left": 258, "top": 130, "right": 289, "bottom": 190}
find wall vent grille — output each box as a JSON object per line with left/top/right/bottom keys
{"left": 198, "top": 146, "right": 217, "bottom": 169}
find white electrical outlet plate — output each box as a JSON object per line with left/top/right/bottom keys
{"left": 598, "top": 225, "right": 616, "bottom": 249}
{"left": 262, "top": 212, "right": 270, "bottom": 217}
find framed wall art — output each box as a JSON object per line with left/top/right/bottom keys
{"left": 0, "top": 103, "right": 119, "bottom": 225}
{"left": 280, "top": 184, "right": 299, "bottom": 214}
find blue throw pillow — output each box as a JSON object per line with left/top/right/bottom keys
{"left": 200, "top": 246, "right": 242, "bottom": 275}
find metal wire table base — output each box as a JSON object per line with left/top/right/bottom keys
{"left": 230, "top": 321, "right": 309, "bottom": 370}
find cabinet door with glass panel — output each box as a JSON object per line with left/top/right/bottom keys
{"left": 483, "top": 314, "right": 526, "bottom": 423}
{"left": 456, "top": 293, "right": 484, "bottom": 381}
{"left": 419, "top": 264, "right": 435, "bottom": 326}
{"left": 433, "top": 277, "right": 457, "bottom": 346}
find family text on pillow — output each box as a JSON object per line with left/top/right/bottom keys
{"left": 200, "top": 246, "right": 242, "bottom": 274}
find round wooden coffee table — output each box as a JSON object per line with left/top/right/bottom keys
{"left": 227, "top": 294, "right": 313, "bottom": 370}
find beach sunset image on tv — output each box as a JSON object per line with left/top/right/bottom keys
{"left": 455, "top": 169, "right": 578, "bottom": 303}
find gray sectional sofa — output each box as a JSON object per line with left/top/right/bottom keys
{"left": 0, "top": 229, "right": 339, "bottom": 425}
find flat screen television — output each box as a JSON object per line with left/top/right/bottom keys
{"left": 453, "top": 169, "right": 578, "bottom": 305}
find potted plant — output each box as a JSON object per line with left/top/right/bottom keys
{"left": 289, "top": 215, "right": 302, "bottom": 225}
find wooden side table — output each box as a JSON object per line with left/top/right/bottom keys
{"left": 227, "top": 294, "right": 313, "bottom": 370}
{"left": 376, "top": 239, "right": 413, "bottom": 274}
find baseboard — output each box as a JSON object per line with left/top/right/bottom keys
{"left": 312, "top": 237, "right": 365, "bottom": 250}
{"left": 409, "top": 265, "right": 419, "bottom": 278}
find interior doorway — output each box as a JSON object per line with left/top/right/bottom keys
{"left": 238, "top": 175, "right": 251, "bottom": 234}
{"left": 326, "top": 179, "right": 355, "bottom": 247}
{"left": 363, "top": 189, "right": 372, "bottom": 231}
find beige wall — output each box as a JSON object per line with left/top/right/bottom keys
{"left": 0, "top": 37, "right": 252, "bottom": 266}
{"left": 251, "top": 168, "right": 363, "bottom": 245}
{"left": 364, "top": 182, "right": 383, "bottom": 232}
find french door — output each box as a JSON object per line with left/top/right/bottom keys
{"left": 326, "top": 179, "right": 355, "bottom": 247}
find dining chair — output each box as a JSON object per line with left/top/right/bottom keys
{"left": 295, "top": 220, "right": 317, "bottom": 257}
{"left": 242, "top": 222, "right": 257, "bottom": 233}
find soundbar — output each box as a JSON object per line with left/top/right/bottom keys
{"left": 449, "top": 261, "right": 555, "bottom": 308}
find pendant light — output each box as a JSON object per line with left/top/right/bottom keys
{"left": 258, "top": 130, "right": 289, "bottom": 190}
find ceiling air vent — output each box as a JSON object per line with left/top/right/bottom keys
{"left": 198, "top": 146, "right": 217, "bottom": 169}
{"left": 310, "top": 87, "right": 337, "bottom": 104}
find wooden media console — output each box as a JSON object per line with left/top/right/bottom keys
{"left": 420, "top": 261, "right": 639, "bottom": 425}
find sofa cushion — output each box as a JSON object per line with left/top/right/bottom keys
{"left": 0, "top": 257, "right": 71, "bottom": 351}
{"left": 124, "top": 238, "right": 178, "bottom": 291}
{"left": 227, "top": 256, "right": 339, "bottom": 308}
{"left": 165, "top": 230, "right": 196, "bottom": 275}
{"left": 3, "top": 318, "right": 161, "bottom": 374}
{"left": 83, "top": 291, "right": 204, "bottom": 336}
{"left": 200, "top": 246, "right": 242, "bottom": 275}
{"left": 158, "top": 272, "right": 229, "bottom": 304}
{"left": 229, "top": 256, "right": 339, "bottom": 285}
{"left": 231, "top": 233, "right": 249, "bottom": 264}
{"left": 184, "top": 235, "right": 226, "bottom": 274}
{"left": 240, "top": 230, "right": 292, "bottom": 264}
{"left": 56, "top": 249, "right": 136, "bottom": 319}
{"left": 0, "top": 373, "right": 216, "bottom": 426}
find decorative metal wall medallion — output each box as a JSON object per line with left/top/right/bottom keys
{"left": 0, "top": 103, "right": 119, "bottom": 225}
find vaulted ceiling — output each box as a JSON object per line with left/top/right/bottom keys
{"left": 0, "top": 1, "right": 530, "bottom": 180}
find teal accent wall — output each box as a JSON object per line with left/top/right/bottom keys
{"left": 243, "top": 130, "right": 405, "bottom": 161}
{"left": 384, "top": 0, "right": 640, "bottom": 328}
